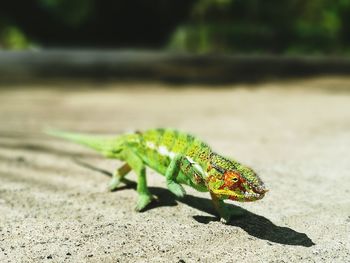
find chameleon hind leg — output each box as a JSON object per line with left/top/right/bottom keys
{"left": 108, "top": 163, "right": 131, "bottom": 191}
{"left": 123, "top": 149, "right": 153, "bottom": 211}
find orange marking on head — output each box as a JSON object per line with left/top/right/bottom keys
{"left": 223, "top": 171, "right": 241, "bottom": 188}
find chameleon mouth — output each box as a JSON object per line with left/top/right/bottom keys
{"left": 245, "top": 192, "right": 262, "bottom": 199}
{"left": 227, "top": 191, "right": 265, "bottom": 201}
{"left": 213, "top": 188, "right": 268, "bottom": 201}
{"left": 244, "top": 191, "right": 265, "bottom": 201}
{"left": 249, "top": 182, "right": 269, "bottom": 195}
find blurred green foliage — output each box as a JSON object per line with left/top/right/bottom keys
{"left": 169, "top": 0, "right": 350, "bottom": 54}
{"left": 38, "top": 0, "right": 93, "bottom": 26}
{"left": 0, "top": 21, "right": 32, "bottom": 50}
{"left": 1, "top": 0, "right": 350, "bottom": 54}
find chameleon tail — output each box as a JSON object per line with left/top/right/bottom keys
{"left": 45, "top": 129, "right": 120, "bottom": 157}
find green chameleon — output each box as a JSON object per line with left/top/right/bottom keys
{"left": 47, "top": 128, "right": 267, "bottom": 223}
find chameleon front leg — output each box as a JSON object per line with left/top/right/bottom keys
{"left": 165, "top": 155, "right": 186, "bottom": 198}
{"left": 108, "top": 163, "right": 131, "bottom": 191}
{"left": 165, "top": 155, "right": 205, "bottom": 198}
{"left": 210, "top": 192, "right": 232, "bottom": 223}
{"left": 123, "top": 149, "right": 153, "bottom": 211}
{"left": 209, "top": 192, "right": 244, "bottom": 223}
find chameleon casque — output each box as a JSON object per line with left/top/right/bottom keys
{"left": 47, "top": 128, "right": 267, "bottom": 223}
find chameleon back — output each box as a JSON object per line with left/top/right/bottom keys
{"left": 133, "top": 129, "right": 212, "bottom": 176}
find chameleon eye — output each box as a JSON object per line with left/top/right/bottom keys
{"left": 232, "top": 177, "right": 238, "bottom": 182}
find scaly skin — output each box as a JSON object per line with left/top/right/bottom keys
{"left": 46, "top": 128, "right": 268, "bottom": 223}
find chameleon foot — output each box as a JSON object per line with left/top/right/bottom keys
{"left": 135, "top": 194, "right": 154, "bottom": 212}
{"left": 108, "top": 177, "right": 121, "bottom": 191}
{"left": 220, "top": 216, "right": 230, "bottom": 224}
{"left": 167, "top": 182, "right": 186, "bottom": 198}
{"left": 219, "top": 208, "right": 245, "bottom": 224}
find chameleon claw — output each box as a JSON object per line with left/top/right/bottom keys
{"left": 108, "top": 177, "right": 121, "bottom": 191}
{"left": 167, "top": 182, "right": 186, "bottom": 198}
{"left": 220, "top": 217, "right": 230, "bottom": 224}
{"left": 219, "top": 209, "right": 245, "bottom": 224}
{"left": 135, "top": 194, "right": 154, "bottom": 212}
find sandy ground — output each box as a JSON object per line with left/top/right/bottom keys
{"left": 0, "top": 77, "right": 349, "bottom": 262}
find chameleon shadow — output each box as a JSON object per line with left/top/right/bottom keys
{"left": 181, "top": 195, "right": 315, "bottom": 247}
{"left": 74, "top": 160, "right": 315, "bottom": 247}
{"left": 141, "top": 187, "right": 314, "bottom": 247}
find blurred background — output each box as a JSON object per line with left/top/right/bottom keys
{"left": 1, "top": 0, "right": 350, "bottom": 54}
{"left": 2, "top": 0, "right": 350, "bottom": 82}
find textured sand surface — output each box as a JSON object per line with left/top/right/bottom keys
{"left": 0, "top": 78, "right": 349, "bottom": 262}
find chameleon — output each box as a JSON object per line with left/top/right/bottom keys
{"left": 46, "top": 128, "right": 268, "bottom": 223}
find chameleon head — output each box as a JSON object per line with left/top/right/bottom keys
{"left": 221, "top": 169, "right": 267, "bottom": 201}
{"left": 207, "top": 156, "right": 268, "bottom": 202}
